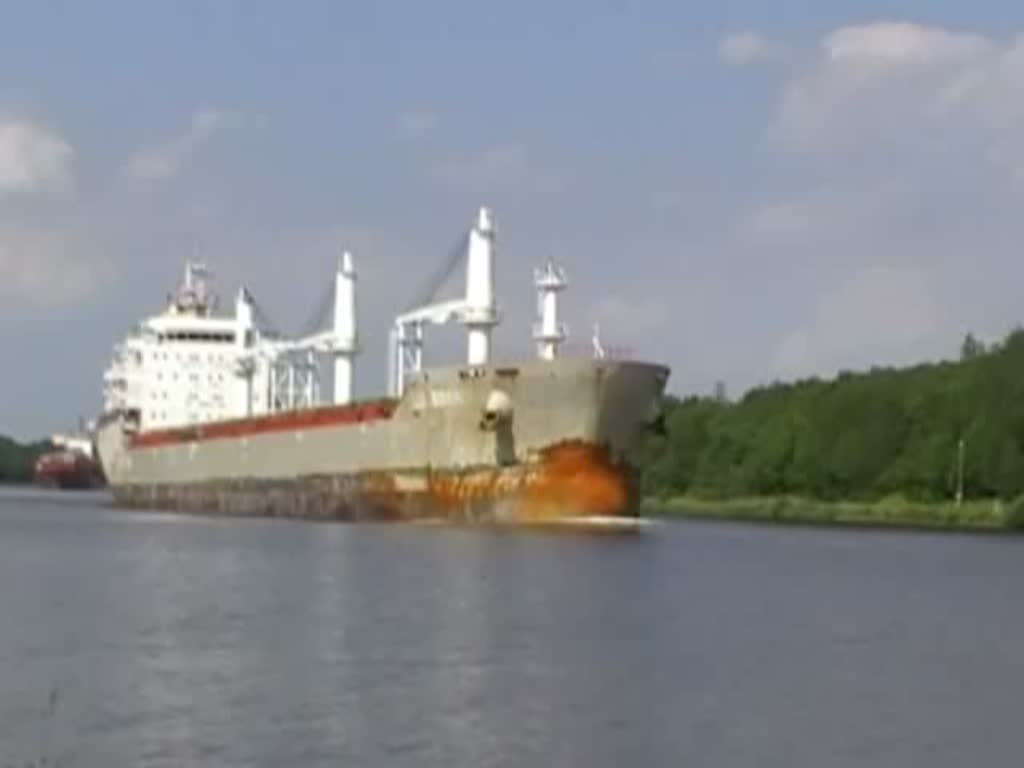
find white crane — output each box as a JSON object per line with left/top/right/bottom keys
{"left": 233, "top": 252, "right": 361, "bottom": 414}
{"left": 389, "top": 207, "right": 500, "bottom": 396}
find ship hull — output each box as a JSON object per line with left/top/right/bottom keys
{"left": 33, "top": 451, "right": 105, "bottom": 490}
{"left": 107, "top": 440, "right": 636, "bottom": 523}
{"left": 98, "top": 358, "right": 669, "bottom": 524}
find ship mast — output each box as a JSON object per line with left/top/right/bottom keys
{"left": 463, "top": 207, "right": 499, "bottom": 366}
{"left": 172, "top": 261, "right": 217, "bottom": 316}
{"left": 533, "top": 259, "right": 568, "bottom": 360}
{"left": 332, "top": 251, "right": 358, "bottom": 405}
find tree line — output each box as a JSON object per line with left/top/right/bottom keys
{"left": 0, "top": 435, "right": 51, "bottom": 484}
{"left": 641, "top": 330, "right": 1024, "bottom": 502}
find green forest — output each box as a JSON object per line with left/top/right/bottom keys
{"left": 0, "top": 435, "right": 50, "bottom": 484}
{"left": 642, "top": 330, "right": 1024, "bottom": 504}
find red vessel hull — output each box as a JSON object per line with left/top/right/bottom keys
{"left": 33, "top": 451, "right": 105, "bottom": 490}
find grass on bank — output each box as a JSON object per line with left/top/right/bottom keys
{"left": 641, "top": 494, "right": 1024, "bottom": 531}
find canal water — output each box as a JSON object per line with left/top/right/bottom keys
{"left": 2, "top": 486, "right": 1024, "bottom": 767}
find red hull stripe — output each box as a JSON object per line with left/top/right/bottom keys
{"left": 130, "top": 399, "right": 397, "bottom": 449}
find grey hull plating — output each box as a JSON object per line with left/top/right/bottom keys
{"left": 98, "top": 358, "right": 669, "bottom": 522}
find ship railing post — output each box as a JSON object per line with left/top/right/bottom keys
{"left": 413, "top": 322, "right": 423, "bottom": 375}
{"left": 396, "top": 323, "right": 406, "bottom": 397}
{"left": 307, "top": 350, "right": 316, "bottom": 407}
{"left": 268, "top": 361, "right": 276, "bottom": 412}
{"left": 387, "top": 325, "right": 397, "bottom": 398}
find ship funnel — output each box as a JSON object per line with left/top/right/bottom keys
{"left": 463, "top": 206, "right": 499, "bottom": 366}
{"left": 333, "top": 250, "right": 359, "bottom": 405}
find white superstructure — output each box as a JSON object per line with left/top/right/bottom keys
{"left": 51, "top": 431, "right": 95, "bottom": 459}
{"left": 102, "top": 259, "right": 359, "bottom": 431}
{"left": 102, "top": 207, "right": 598, "bottom": 432}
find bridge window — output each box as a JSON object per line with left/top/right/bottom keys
{"left": 164, "top": 331, "right": 235, "bottom": 343}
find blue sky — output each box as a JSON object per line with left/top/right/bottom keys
{"left": 3, "top": 2, "right": 1024, "bottom": 438}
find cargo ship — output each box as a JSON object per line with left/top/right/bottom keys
{"left": 33, "top": 429, "right": 105, "bottom": 490}
{"left": 97, "top": 208, "right": 670, "bottom": 524}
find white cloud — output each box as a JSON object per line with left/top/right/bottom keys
{"left": 719, "top": 32, "right": 781, "bottom": 66}
{"left": 0, "top": 118, "right": 72, "bottom": 196}
{"left": 822, "top": 22, "right": 991, "bottom": 66}
{"left": 742, "top": 178, "right": 919, "bottom": 244}
{"left": 745, "top": 200, "right": 822, "bottom": 238}
{"left": 775, "top": 21, "right": 1024, "bottom": 170}
{"left": 127, "top": 109, "right": 224, "bottom": 180}
{"left": 0, "top": 225, "right": 107, "bottom": 306}
{"left": 396, "top": 108, "right": 439, "bottom": 141}
{"left": 728, "top": 22, "right": 1024, "bottom": 384}
{"left": 773, "top": 264, "right": 945, "bottom": 379}
{"left": 0, "top": 117, "right": 96, "bottom": 306}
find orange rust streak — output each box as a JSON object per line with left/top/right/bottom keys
{"left": 426, "top": 441, "right": 629, "bottom": 519}
{"left": 130, "top": 399, "right": 397, "bottom": 449}
{"left": 526, "top": 441, "right": 628, "bottom": 517}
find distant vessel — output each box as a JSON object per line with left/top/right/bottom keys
{"left": 34, "top": 427, "right": 105, "bottom": 490}
{"left": 97, "top": 208, "right": 670, "bottom": 524}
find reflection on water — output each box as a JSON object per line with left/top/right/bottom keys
{"left": 2, "top": 488, "right": 1024, "bottom": 766}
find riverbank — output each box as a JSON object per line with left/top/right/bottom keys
{"left": 642, "top": 495, "right": 1024, "bottom": 531}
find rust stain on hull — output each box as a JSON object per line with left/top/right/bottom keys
{"left": 112, "top": 440, "right": 639, "bottom": 525}
{"left": 427, "top": 441, "right": 630, "bottom": 521}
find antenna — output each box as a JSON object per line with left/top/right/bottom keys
{"left": 592, "top": 323, "right": 606, "bottom": 360}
